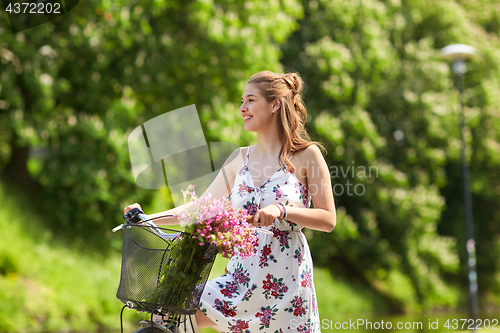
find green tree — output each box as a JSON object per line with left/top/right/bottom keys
{"left": 2, "top": 0, "right": 500, "bottom": 318}
{"left": 282, "top": 0, "right": 500, "bottom": 312}
{"left": 0, "top": 0, "right": 303, "bottom": 248}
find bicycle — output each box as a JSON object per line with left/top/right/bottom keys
{"left": 113, "top": 208, "right": 217, "bottom": 333}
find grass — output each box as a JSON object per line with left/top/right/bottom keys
{"left": 0, "top": 181, "right": 236, "bottom": 332}
{"left": 0, "top": 180, "right": 141, "bottom": 332}
{"left": 0, "top": 182, "right": 388, "bottom": 332}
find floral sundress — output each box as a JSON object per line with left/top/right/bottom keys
{"left": 199, "top": 146, "right": 321, "bottom": 333}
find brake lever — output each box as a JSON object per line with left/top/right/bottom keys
{"left": 113, "top": 208, "right": 146, "bottom": 232}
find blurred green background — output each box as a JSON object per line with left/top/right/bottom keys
{"left": 1, "top": 0, "right": 500, "bottom": 331}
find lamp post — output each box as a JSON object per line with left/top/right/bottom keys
{"left": 440, "top": 43, "right": 478, "bottom": 323}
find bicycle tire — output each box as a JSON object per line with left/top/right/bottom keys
{"left": 132, "top": 327, "right": 166, "bottom": 333}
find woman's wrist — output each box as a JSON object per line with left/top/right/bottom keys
{"left": 274, "top": 203, "right": 287, "bottom": 222}
{"left": 280, "top": 203, "right": 287, "bottom": 221}
{"left": 273, "top": 203, "right": 283, "bottom": 220}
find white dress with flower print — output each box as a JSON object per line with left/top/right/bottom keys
{"left": 199, "top": 146, "right": 321, "bottom": 333}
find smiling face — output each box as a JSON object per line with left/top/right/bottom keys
{"left": 240, "top": 83, "right": 280, "bottom": 133}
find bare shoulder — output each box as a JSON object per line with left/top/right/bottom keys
{"left": 293, "top": 144, "right": 325, "bottom": 166}
{"left": 301, "top": 144, "right": 324, "bottom": 160}
{"left": 223, "top": 146, "right": 247, "bottom": 175}
{"left": 291, "top": 144, "right": 326, "bottom": 181}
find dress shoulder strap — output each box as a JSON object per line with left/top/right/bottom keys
{"left": 245, "top": 146, "right": 251, "bottom": 165}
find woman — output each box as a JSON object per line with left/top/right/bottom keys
{"left": 125, "top": 71, "right": 336, "bottom": 332}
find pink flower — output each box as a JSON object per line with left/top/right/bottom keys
{"left": 177, "top": 185, "right": 257, "bottom": 259}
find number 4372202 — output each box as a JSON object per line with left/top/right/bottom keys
{"left": 444, "top": 318, "right": 498, "bottom": 330}
{"left": 5, "top": 2, "right": 62, "bottom": 14}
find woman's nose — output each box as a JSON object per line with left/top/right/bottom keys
{"left": 240, "top": 103, "right": 247, "bottom": 113}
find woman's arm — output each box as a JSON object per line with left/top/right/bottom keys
{"left": 288, "top": 144, "right": 336, "bottom": 232}
{"left": 124, "top": 148, "right": 244, "bottom": 225}
{"left": 252, "top": 145, "right": 336, "bottom": 232}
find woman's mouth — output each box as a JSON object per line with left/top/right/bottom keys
{"left": 243, "top": 116, "right": 253, "bottom": 123}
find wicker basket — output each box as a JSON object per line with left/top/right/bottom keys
{"left": 116, "top": 223, "right": 217, "bottom": 315}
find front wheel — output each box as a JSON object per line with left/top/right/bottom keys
{"left": 133, "top": 327, "right": 165, "bottom": 333}
{"left": 133, "top": 320, "right": 173, "bottom": 333}
{"left": 133, "top": 315, "right": 198, "bottom": 333}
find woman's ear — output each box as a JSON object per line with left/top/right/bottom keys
{"left": 272, "top": 99, "right": 281, "bottom": 113}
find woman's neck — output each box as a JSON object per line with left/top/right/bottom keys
{"left": 254, "top": 131, "right": 282, "bottom": 158}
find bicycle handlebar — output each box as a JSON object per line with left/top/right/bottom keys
{"left": 114, "top": 208, "right": 273, "bottom": 235}
{"left": 113, "top": 208, "right": 180, "bottom": 240}
{"left": 112, "top": 208, "right": 150, "bottom": 233}
{"left": 123, "top": 207, "right": 147, "bottom": 224}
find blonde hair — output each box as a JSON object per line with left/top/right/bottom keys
{"left": 247, "top": 71, "right": 325, "bottom": 172}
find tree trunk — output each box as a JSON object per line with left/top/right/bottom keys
{"left": 0, "top": 133, "right": 42, "bottom": 195}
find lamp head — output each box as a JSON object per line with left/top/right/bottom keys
{"left": 440, "top": 44, "right": 476, "bottom": 61}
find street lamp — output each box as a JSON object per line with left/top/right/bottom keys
{"left": 440, "top": 43, "right": 478, "bottom": 323}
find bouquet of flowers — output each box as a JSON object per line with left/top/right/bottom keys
{"left": 178, "top": 185, "right": 258, "bottom": 258}
{"left": 143, "top": 185, "right": 257, "bottom": 309}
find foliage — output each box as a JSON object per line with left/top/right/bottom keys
{"left": 1, "top": 0, "right": 500, "bottom": 318}
{"left": 282, "top": 0, "right": 500, "bottom": 312}
{"left": 0, "top": 0, "right": 302, "bottom": 248}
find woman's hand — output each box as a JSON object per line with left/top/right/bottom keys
{"left": 253, "top": 204, "right": 282, "bottom": 227}
{"left": 123, "top": 203, "right": 143, "bottom": 216}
